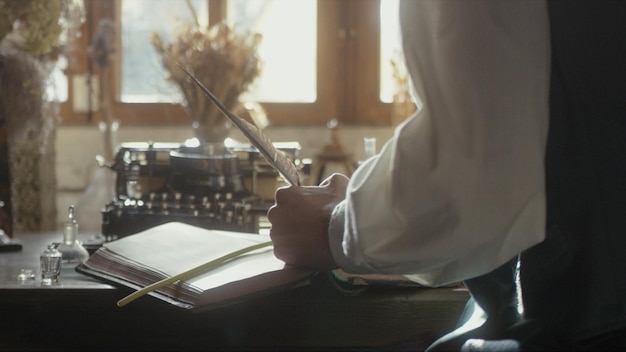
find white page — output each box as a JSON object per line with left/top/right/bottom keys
{"left": 187, "top": 249, "right": 285, "bottom": 291}
{"left": 103, "top": 222, "right": 276, "bottom": 278}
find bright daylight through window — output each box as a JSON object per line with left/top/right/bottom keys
{"left": 120, "top": 0, "right": 402, "bottom": 106}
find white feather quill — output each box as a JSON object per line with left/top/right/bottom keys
{"left": 181, "top": 66, "right": 302, "bottom": 186}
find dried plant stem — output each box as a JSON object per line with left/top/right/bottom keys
{"left": 184, "top": 0, "right": 200, "bottom": 28}
{"left": 117, "top": 240, "right": 273, "bottom": 307}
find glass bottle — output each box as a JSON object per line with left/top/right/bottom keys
{"left": 363, "top": 137, "right": 377, "bottom": 159}
{"left": 40, "top": 243, "right": 62, "bottom": 285}
{"left": 57, "top": 205, "right": 90, "bottom": 264}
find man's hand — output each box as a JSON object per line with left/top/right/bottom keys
{"left": 267, "top": 173, "right": 349, "bottom": 271}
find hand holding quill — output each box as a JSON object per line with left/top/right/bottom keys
{"left": 180, "top": 66, "right": 302, "bottom": 186}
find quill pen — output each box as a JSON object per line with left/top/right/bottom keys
{"left": 180, "top": 66, "right": 302, "bottom": 186}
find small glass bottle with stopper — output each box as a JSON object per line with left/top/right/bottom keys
{"left": 40, "top": 243, "right": 62, "bottom": 285}
{"left": 56, "top": 205, "right": 89, "bottom": 265}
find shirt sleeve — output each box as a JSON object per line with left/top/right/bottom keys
{"left": 329, "top": 0, "right": 550, "bottom": 287}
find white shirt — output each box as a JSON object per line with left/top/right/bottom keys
{"left": 328, "top": 0, "right": 550, "bottom": 287}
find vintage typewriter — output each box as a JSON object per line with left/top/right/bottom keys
{"left": 100, "top": 140, "right": 307, "bottom": 240}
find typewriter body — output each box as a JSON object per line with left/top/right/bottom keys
{"left": 101, "top": 140, "right": 304, "bottom": 240}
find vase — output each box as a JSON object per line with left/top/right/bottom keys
{"left": 98, "top": 119, "right": 119, "bottom": 162}
{"left": 74, "top": 120, "right": 119, "bottom": 235}
{"left": 7, "top": 127, "right": 57, "bottom": 233}
{"left": 0, "top": 48, "right": 59, "bottom": 233}
{"left": 191, "top": 120, "right": 231, "bottom": 154}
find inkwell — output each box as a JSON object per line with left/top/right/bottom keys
{"left": 56, "top": 205, "right": 89, "bottom": 265}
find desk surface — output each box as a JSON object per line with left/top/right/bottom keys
{"left": 0, "top": 232, "right": 468, "bottom": 351}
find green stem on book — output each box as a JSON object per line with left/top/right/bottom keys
{"left": 117, "top": 241, "right": 273, "bottom": 307}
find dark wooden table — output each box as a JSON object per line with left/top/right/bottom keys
{"left": 0, "top": 232, "right": 469, "bottom": 351}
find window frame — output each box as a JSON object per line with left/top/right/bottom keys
{"left": 60, "top": 0, "right": 393, "bottom": 126}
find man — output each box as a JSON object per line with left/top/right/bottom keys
{"left": 268, "top": 1, "right": 626, "bottom": 350}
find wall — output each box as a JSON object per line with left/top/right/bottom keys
{"left": 55, "top": 124, "right": 394, "bottom": 235}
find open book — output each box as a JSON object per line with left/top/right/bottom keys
{"left": 76, "top": 222, "right": 313, "bottom": 310}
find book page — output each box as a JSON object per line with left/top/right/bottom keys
{"left": 188, "top": 249, "right": 285, "bottom": 292}
{"left": 103, "top": 222, "right": 278, "bottom": 283}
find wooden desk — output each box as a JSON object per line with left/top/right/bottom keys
{"left": 0, "top": 232, "right": 469, "bottom": 351}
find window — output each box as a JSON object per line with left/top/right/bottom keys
{"left": 120, "top": 0, "right": 209, "bottom": 103}
{"left": 60, "top": 0, "right": 403, "bottom": 126}
{"left": 227, "top": 0, "right": 317, "bottom": 103}
{"left": 380, "top": 0, "right": 402, "bottom": 103}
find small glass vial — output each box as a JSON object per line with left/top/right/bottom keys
{"left": 40, "top": 243, "right": 62, "bottom": 285}
{"left": 57, "top": 205, "right": 89, "bottom": 264}
{"left": 363, "top": 137, "right": 377, "bottom": 159}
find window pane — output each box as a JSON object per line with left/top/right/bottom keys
{"left": 380, "top": 0, "right": 404, "bottom": 103}
{"left": 120, "top": 0, "right": 208, "bottom": 103}
{"left": 227, "top": 0, "right": 316, "bottom": 103}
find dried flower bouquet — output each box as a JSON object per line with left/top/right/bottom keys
{"left": 152, "top": 22, "right": 262, "bottom": 145}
